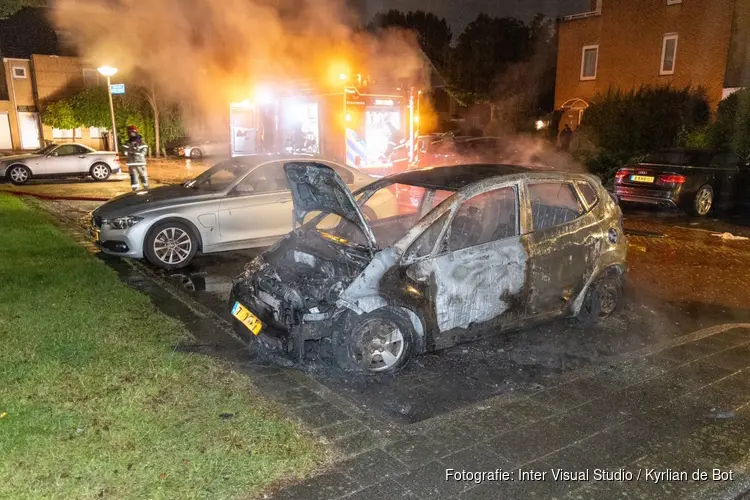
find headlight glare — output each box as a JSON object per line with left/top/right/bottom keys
{"left": 105, "top": 216, "right": 143, "bottom": 229}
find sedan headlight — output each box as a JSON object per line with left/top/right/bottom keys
{"left": 104, "top": 216, "right": 144, "bottom": 229}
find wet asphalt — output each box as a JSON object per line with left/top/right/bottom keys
{"left": 42, "top": 197, "right": 750, "bottom": 424}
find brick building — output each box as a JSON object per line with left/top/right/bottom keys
{"left": 0, "top": 8, "right": 108, "bottom": 151}
{"left": 554, "top": 0, "right": 750, "bottom": 129}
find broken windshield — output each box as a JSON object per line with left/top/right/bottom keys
{"left": 309, "top": 181, "right": 456, "bottom": 249}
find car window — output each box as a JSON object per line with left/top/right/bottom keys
{"left": 528, "top": 182, "right": 584, "bottom": 231}
{"left": 576, "top": 181, "right": 598, "bottom": 208}
{"left": 74, "top": 145, "right": 90, "bottom": 155}
{"left": 445, "top": 187, "right": 518, "bottom": 252}
{"left": 644, "top": 151, "right": 710, "bottom": 167}
{"left": 322, "top": 162, "right": 354, "bottom": 184}
{"left": 55, "top": 145, "right": 79, "bottom": 156}
{"left": 187, "top": 159, "right": 253, "bottom": 192}
{"left": 236, "top": 162, "right": 289, "bottom": 194}
{"left": 709, "top": 152, "right": 741, "bottom": 168}
{"left": 404, "top": 211, "right": 451, "bottom": 260}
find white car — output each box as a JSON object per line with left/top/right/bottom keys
{"left": 0, "top": 143, "right": 121, "bottom": 185}
{"left": 90, "top": 155, "right": 397, "bottom": 269}
{"left": 181, "top": 140, "right": 230, "bottom": 159}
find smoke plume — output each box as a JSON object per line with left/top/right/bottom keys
{"left": 52, "top": 0, "right": 427, "bottom": 131}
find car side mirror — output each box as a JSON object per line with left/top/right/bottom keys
{"left": 49, "top": 152, "right": 58, "bottom": 157}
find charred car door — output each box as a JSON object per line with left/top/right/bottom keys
{"left": 524, "top": 181, "right": 604, "bottom": 317}
{"left": 403, "top": 183, "right": 529, "bottom": 351}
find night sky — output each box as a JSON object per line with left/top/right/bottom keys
{"left": 362, "top": 0, "right": 591, "bottom": 32}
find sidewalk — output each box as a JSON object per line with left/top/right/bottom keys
{"left": 268, "top": 325, "right": 750, "bottom": 500}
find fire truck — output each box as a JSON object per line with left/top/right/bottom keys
{"left": 229, "top": 78, "right": 421, "bottom": 177}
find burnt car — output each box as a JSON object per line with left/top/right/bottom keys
{"left": 614, "top": 148, "right": 750, "bottom": 216}
{"left": 230, "top": 162, "right": 627, "bottom": 373}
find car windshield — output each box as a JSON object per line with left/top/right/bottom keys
{"left": 34, "top": 144, "right": 57, "bottom": 155}
{"left": 309, "top": 181, "right": 455, "bottom": 249}
{"left": 184, "top": 160, "right": 253, "bottom": 191}
{"left": 643, "top": 151, "right": 711, "bottom": 167}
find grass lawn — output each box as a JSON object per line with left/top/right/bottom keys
{"left": 0, "top": 194, "right": 326, "bottom": 499}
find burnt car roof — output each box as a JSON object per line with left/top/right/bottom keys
{"left": 387, "top": 164, "right": 533, "bottom": 190}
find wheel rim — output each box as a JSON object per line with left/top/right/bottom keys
{"left": 92, "top": 164, "right": 109, "bottom": 179}
{"left": 10, "top": 167, "right": 28, "bottom": 183}
{"left": 153, "top": 227, "right": 192, "bottom": 265}
{"left": 353, "top": 318, "right": 405, "bottom": 372}
{"left": 696, "top": 188, "right": 712, "bottom": 215}
{"left": 191, "top": 150, "right": 202, "bottom": 158}
{"left": 597, "top": 282, "right": 618, "bottom": 316}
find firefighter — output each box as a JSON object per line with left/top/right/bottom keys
{"left": 123, "top": 125, "right": 149, "bottom": 191}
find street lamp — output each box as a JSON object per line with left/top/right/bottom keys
{"left": 97, "top": 66, "right": 119, "bottom": 153}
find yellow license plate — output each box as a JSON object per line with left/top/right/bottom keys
{"left": 631, "top": 175, "right": 655, "bottom": 183}
{"left": 231, "top": 301, "right": 262, "bottom": 335}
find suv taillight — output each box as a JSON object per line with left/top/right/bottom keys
{"left": 615, "top": 169, "right": 629, "bottom": 182}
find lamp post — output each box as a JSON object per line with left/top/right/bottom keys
{"left": 97, "top": 66, "right": 119, "bottom": 153}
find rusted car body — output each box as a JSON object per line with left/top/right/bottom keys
{"left": 230, "top": 162, "right": 627, "bottom": 373}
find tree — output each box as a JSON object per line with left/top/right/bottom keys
{"left": 368, "top": 10, "right": 452, "bottom": 71}
{"left": 0, "top": 0, "right": 46, "bottom": 19}
{"left": 42, "top": 84, "right": 185, "bottom": 154}
{"left": 449, "top": 14, "right": 533, "bottom": 104}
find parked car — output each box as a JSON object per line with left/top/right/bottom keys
{"left": 229, "top": 163, "right": 627, "bottom": 373}
{"left": 89, "top": 154, "right": 392, "bottom": 269}
{"left": 614, "top": 148, "right": 750, "bottom": 216}
{"left": 0, "top": 143, "right": 120, "bottom": 185}
{"left": 181, "top": 139, "right": 230, "bottom": 159}
{"left": 165, "top": 136, "right": 192, "bottom": 156}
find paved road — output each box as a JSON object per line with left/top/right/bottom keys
{"left": 23, "top": 183, "right": 750, "bottom": 499}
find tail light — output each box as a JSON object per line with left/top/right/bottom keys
{"left": 114, "top": 155, "right": 120, "bottom": 163}
{"left": 658, "top": 174, "right": 686, "bottom": 184}
{"left": 615, "top": 169, "right": 629, "bottom": 182}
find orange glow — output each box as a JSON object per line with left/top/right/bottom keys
{"left": 345, "top": 113, "right": 351, "bottom": 122}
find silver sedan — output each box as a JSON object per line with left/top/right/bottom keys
{"left": 0, "top": 143, "right": 120, "bottom": 185}
{"left": 90, "top": 155, "right": 396, "bottom": 269}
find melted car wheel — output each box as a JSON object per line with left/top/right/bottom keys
{"left": 335, "top": 308, "right": 416, "bottom": 374}
{"left": 577, "top": 276, "right": 623, "bottom": 325}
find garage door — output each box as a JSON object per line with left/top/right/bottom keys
{"left": 0, "top": 113, "right": 11, "bottom": 149}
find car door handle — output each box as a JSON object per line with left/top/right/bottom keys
{"left": 279, "top": 198, "right": 292, "bottom": 204}
{"left": 78, "top": 156, "right": 86, "bottom": 158}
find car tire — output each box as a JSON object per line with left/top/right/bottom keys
{"left": 7, "top": 164, "right": 31, "bottom": 185}
{"left": 190, "top": 148, "right": 203, "bottom": 159}
{"left": 577, "top": 275, "right": 623, "bottom": 325}
{"left": 144, "top": 220, "right": 199, "bottom": 270}
{"left": 334, "top": 307, "right": 416, "bottom": 374}
{"left": 90, "top": 163, "right": 111, "bottom": 181}
{"left": 691, "top": 184, "right": 714, "bottom": 217}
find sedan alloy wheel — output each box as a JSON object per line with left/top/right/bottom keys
{"left": 153, "top": 227, "right": 193, "bottom": 265}
{"left": 8, "top": 165, "right": 31, "bottom": 185}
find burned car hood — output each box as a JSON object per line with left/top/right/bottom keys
{"left": 93, "top": 184, "right": 216, "bottom": 218}
{"left": 284, "top": 162, "right": 377, "bottom": 250}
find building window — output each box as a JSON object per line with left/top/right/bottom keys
{"left": 580, "top": 45, "right": 599, "bottom": 81}
{"left": 660, "top": 34, "right": 678, "bottom": 75}
{"left": 52, "top": 128, "right": 82, "bottom": 139}
{"left": 82, "top": 68, "right": 100, "bottom": 87}
{"left": 667, "top": 0, "right": 682, "bottom": 5}
{"left": 12, "top": 67, "right": 27, "bottom": 79}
